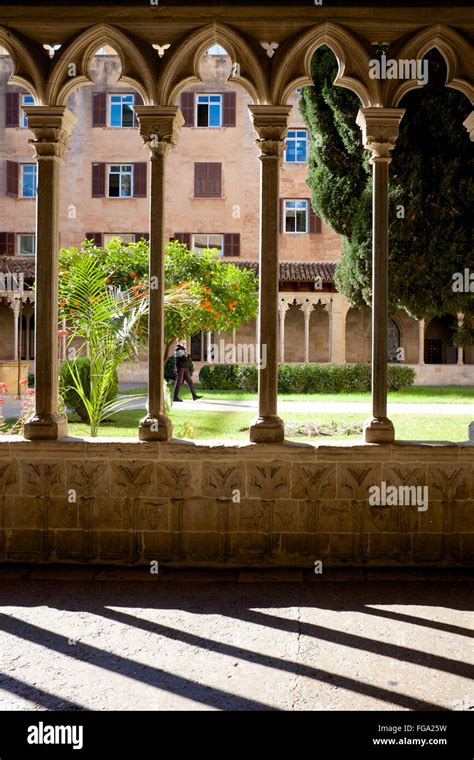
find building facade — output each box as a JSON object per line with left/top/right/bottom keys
{"left": 0, "top": 48, "right": 472, "bottom": 385}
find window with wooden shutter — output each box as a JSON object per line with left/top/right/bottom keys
{"left": 6, "top": 161, "right": 18, "bottom": 197}
{"left": 0, "top": 233, "right": 15, "bottom": 256}
{"left": 180, "top": 92, "right": 195, "bottom": 127}
{"left": 92, "top": 92, "right": 107, "bottom": 127}
{"left": 133, "top": 93, "right": 144, "bottom": 127}
{"left": 223, "top": 233, "right": 240, "bottom": 257}
{"left": 194, "top": 163, "right": 222, "bottom": 198}
{"left": 133, "top": 162, "right": 147, "bottom": 197}
{"left": 91, "top": 163, "right": 106, "bottom": 197}
{"left": 5, "top": 93, "right": 20, "bottom": 128}
{"left": 308, "top": 203, "right": 322, "bottom": 234}
{"left": 222, "top": 92, "right": 236, "bottom": 127}
{"left": 172, "top": 233, "right": 191, "bottom": 248}
{"left": 85, "top": 232, "right": 103, "bottom": 246}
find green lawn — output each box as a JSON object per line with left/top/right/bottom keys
{"left": 67, "top": 408, "right": 473, "bottom": 443}
{"left": 121, "top": 384, "right": 474, "bottom": 404}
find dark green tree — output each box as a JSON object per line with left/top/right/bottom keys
{"left": 300, "top": 47, "right": 473, "bottom": 344}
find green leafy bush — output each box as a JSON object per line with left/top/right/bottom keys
{"left": 60, "top": 358, "right": 119, "bottom": 422}
{"left": 199, "top": 364, "right": 240, "bottom": 390}
{"left": 164, "top": 355, "right": 194, "bottom": 382}
{"left": 198, "top": 362, "right": 415, "bottom": 393}
{"left": 28, "top": 373, "right": 34, "bottom": 388}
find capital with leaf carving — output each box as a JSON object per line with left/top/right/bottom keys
{"left": 356, "top": 107, "right": 405, "bottom": 159}
{"left": 248, "top": 105, "right": 292, "bottom": 158}
{"left": 23, "top": 106, "right": 77, "bottom": 161}
{"left": 134, "top": 106, "right": 184, "bottom": 156}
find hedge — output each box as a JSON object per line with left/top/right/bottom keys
{"left": 198, "top": 363, "right": 415, "bottom": 393}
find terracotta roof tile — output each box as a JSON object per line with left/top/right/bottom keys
{"left": 232, "top": 260, "right": 336, "bottom": 283}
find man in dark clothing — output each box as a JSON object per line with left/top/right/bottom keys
{"left": 173, "top": 339, "right": 202, "bottom": 402}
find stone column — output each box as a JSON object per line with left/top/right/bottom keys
{"left": 134, "top": 106, "right": 183, "bottom": 441}
{"left": 329, "top": 303, "right": 348, "bottom": 365}
{"left": 418, "top": 319, "right": 425, "bottom": 365}
{"left": 23, "top": 106, "right": 76, "bottom": 440}
{"left": 356, "top": 108, "right": 405, "bottom": 444}
{"left": 278, "top": 299, "right": 290, "bottom": 363}
{"left": 10, "top": 299, "right": 20, "bottom": 361}
{"left": 457, "top": 313, "right": 464, "bottom": 365}
{"left": 301, "top": 300, "right": 313, "bottom": 363}
{"left": 248, "top": 105, "right": 291, "bottom": 443}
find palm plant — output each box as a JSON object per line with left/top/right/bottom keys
{"left": 61, "top": 253, "right": 193, "bottom": 436}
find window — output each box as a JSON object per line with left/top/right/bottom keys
{"left": 18, "top": 233, "right": 35, "bottom": 256}
{"left": 21, "top": 94, "right": 35, "bottom": 128}
{"left": 108, "top": 165, "right": 133, "bottom": 197}
{"left": 425, "top": 340, "right": 442, "bottom": 364}
{"left": 196, "top": 94, "right": 222, "bottom": 127}
{"left": 192, "top": 234, "right": 224, "bottom": 256}
{"left": 20, "top": 164, "right": 37, "bottom": 198}
{"left": 103, "top": 233, "right": 136, "bottom": 244}
{"left": 285, "top": 130, "right": 308, "bottom": 163}
{"left": 284, "top": 200, "right": 308, "bottom": 233}
{"left": 109, "top": 94, "right": 135, "bottom": 127}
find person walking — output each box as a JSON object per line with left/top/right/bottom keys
{"left": 173, "top": 339, "right": 202, "bottom": 402}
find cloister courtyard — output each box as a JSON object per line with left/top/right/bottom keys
{"left": 0, "top": 0, "right": 472, "bottom": 739}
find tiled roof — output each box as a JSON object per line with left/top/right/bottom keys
{"left": 0, "top": 257, "right": 35, "bottom": 280}
{"left": 233, "top": 260, "right": 336, "bottom": 283}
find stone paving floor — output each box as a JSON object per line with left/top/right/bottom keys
{"left": 0, "top": 567, "right": 472, "bottom": 712}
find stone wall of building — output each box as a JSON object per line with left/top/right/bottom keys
{"left": 0, "top": 438, "right": 472, "bottom": 567}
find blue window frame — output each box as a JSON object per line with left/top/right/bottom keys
{"left": 196, "top": 94, "right": 222, "bottom": 127}
{"left": 20, "top": 164, "right": 37, "bottom": 198}
{"left": 284, "top": 200, "right": 308, "bottom": 233}
{"left": 285, "top": 130, "right": 308, "bottom": 163}
{"left": 21, "top": 94, "right": 35, "bottom": 128}
{"left": 109, "top": 94, "right": 135, "bottom": 127}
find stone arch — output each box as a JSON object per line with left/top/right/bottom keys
{"left": 156, "top": 22, "right": 269, "bottom": 105}
{"left": 0, "top": 26, "right": 47, "bottom": 102}
{"left": 384, "top": 25, "right": 474, "bottom": 107}
{"left": 45, "top": 24, "right": 157, "bottom": 106}
{"left": 271, "top": 22, "right": 380, "bottom": 107}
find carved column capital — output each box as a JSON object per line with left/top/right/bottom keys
{"left": 23, "top": 106, "right": 77, "bottom": 160}
{"left": 463, "top": 112, "right": 474, "bottom": 142}
{"left": 248, "top": 105, "right": 292, "bottom": 158}
{"left": 134, "top": 106, "right": 184, "bottom": 156}
{"left": 356, "top": 107, "right": 405, "bottom": 159}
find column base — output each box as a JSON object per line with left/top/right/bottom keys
{"left": 23, "top": 413, "right": 68, "bottom": 440}
{"left": 363, "top": 416, "right": 395, "bottom": 444}
{"left": 249, "top": 415, "right": 285, "bottom": 443}
{"left": 138, "top": 414, "right": 172, "bottom": 441}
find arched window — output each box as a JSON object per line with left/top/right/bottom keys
{"left": 388, "top": 319, "right": 401, "bottom": 362}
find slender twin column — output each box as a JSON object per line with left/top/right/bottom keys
{"left": 418, "top": 319, "right": 425, "bottom": 365}
{"left": 248, "top": 105, "right": 291, "bottom": 444}
{"left": 134, "top": 106, "right": 184, "bottom": 441}
{"left": 356, "top": 108, "right": 405, "bottom": 444}
{"left": 23, "top": 107, "right": 76, "bottom": 440}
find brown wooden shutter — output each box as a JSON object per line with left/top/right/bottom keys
{"left": 85, "top": 232, "right": 103, "bottom": 246}
{"left": 133, "top": 92, "right": 143, "bottom": 127}
{"left": 308, "top": 202, "right": 322, "bottom": 234}
{"left": 6, "top": 161, "right": 18, "bottom": 197}
{"left": 5, "top": 93, "right": 20, "bottom": 127}
{"left": 0, "top": 233, "right": 15, "bottom": 256}
{"left": 222, "top": 92, "right": 236, "bottom": 127}
{"left": 133, "top": 162, "right": 147, "bottom": 197}
{"left": 224, "top": 233, "right": 240, "bottom": 257}
{"left": 173, "top": 233, "right": 191, "bottom": 248}
{"left": 180, "top": 92, "right": 195, "bottom": 127}
{"left": 91, "top": 163, "right": 106, "bottom": 197}
{"left": 194, "top": 163, "right": 221, "bottom": 198}
{"left": 92, "top": 92, "right": 107, "bottom": 127}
